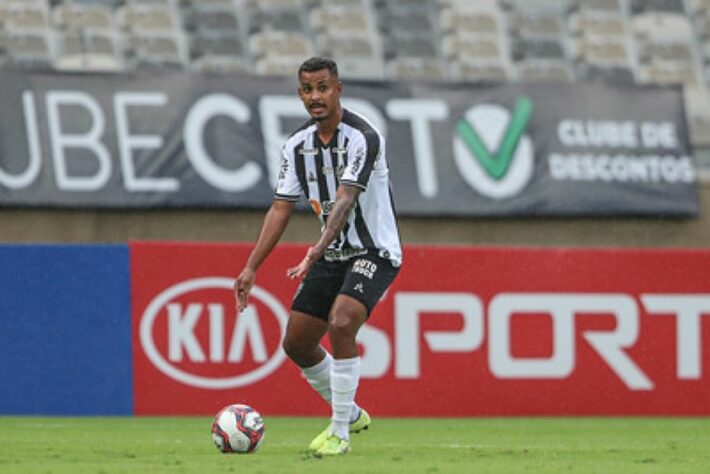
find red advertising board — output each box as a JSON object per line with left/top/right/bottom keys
{"left": 131, "top": 242, "right": 710, "bottom": 416}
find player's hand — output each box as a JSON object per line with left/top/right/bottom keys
{"left": 286, "top": 247, "right": 320, "bottom": 280}
{"left": 234, "top": 268, "right": 255, "bottom": 313}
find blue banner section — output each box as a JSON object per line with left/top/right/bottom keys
{"left": 0, "top": 245, "right": 132, "bottom": 415}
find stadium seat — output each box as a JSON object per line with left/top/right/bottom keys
{"left": 249, "top": 30, "right": 312, "bottom": 59}
{"left": 512, "top": 37, "right": 566, "bottom": 61}
{"left": 0, "top": 3, "right": 49, "bottom": 29}
{"left": 255, "top": 54, "right": 303, "bottom": 76}
{"left": 386, "top": 57, "right": 448, "bottom": 81}
{"left": 442, "top": 0, "right": 499, "bottom": 9}
{"left": 191, "top": 56, "right": 249, "bottom": 74}
{"left": 440, "top": 6, "right": 502, "bottom": 35}
{"left": 688, "top": 0, "right": 710, "bottom": 14}
{"left": 61, "top": 0, "right": 126, "bottom": 9}
{"left": 52, "top": 4, "right": 114, "bottom": 31}
{"left": 190, "top": 31, "right": 243, "bottom": 59}
{"left": 568, "top": 11, "right": 626, "bottom": 37}
{"left": 373, "top": 0, "right": 432, "bottom": 12}
{"left": 125, "top": 0, "right": 177, "bottom": 6}
{"left": 0, "top": 0, "right": 48, "bottom": 6}
{"left": 629, "top": 0, "right": 686, "bottom": 14}
{"left": 571, "top": 35, "right": 633, "bottom": 69}
{"left": 637, "top": 62, "right": 700, "bottom": 85}
{"left": 247, "top": 0, "right": 303, "bottom": 9}
{"left": 378, "top": 8, "right": 435, "bottom": 34}
{"left": 631, "top": 13, "right": 695, "bottom": 44}
{"left": 124, "top": 31, "right": 187, "bottom": 68}
{"left": 331, "top": 57, "right": 384, "bottom": 80}
{"left": 116, "top": 4, "right": 178, "bottom": 33}
{"left": 516, "top": 59, "right": 574, "bottom": 81}
{"left": 383, "top": 31, "right": 438, "bottom": 60}
{"left": 54, "top": 29, "right": 123, "bottom": 71}
{"left": 442, "top": 32, "right": 507, "bottom": 63}
{"left": 315, "top": 32, "right": 378, "bottom": 59}
{"left": 309, "top": 6, "right": 373, "bottom": 35}
{"left": 696, "top": 14, "right": 710, "bottom": 41}
{"left": 638, "top": 42, "right": 694, "bottom": 63}
{"left": 569, "top": 0, "right": 623, "bottom": 13}
{"left": 183, "top": 6, "right": 240, "bottom": 33}
{"left": 248, "top": 9, "right": 304, "bottom": 34}
{"left": 508, "top": 10, "right": 564, "bottom": 37}
{"left": 684, "top": 86, "right": 710, "bottom": 147}
{"left": 3, "top": 29, "right": 53, "bottom": 66}
{"left": 184, "top": 0, "right": 235, "bottom": 6}
{"left": 450, "top": 58, "right": 510, "bottom": 82}
{"left": 503, "top": 0, "right": 570, "bottom": 14}
{"left": 310, "top": 0, "right": 368, "bottom": 9}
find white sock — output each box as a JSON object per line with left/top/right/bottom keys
{"left": 329, "top": 356, "right": 361, "bottom": 440}
{"left": 301, "top": 352, "right": 361, "bottom": 422}
{"left": 301, "top": 352, "right": 333, "bottom": 404}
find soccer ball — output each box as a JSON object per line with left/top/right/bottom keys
{"left": 211, "top": 404, "right": 265, "bottom": 454}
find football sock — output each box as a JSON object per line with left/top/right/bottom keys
{"left": 330, "top": 356, "right": 361, "bottom": 440}
{"left": 302, "top": 351, "right": 361, "bottom": 423}
{"left": 302, "top": 351, "right": 333, "bottom": 403}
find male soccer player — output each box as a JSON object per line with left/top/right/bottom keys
{"left": 234, "top": 57, "right": 402, "bottom": 457}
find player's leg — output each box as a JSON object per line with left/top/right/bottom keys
{"left": 327, "top": 294, "right": 368, "bottom": 436}
{"left": 314, "top": 295, "right": 370, "bottom": 457}
{"left": 282, "top": 311, "right": 331, "bottom": 402}
{"left": 314, "top": 255, "right": 399, "bottom": 457}
{"left": 285, "top": 260, "right": 364, "bottom": 421}
{"left": 282, "top": 311, "right": 328, "bottom": 368}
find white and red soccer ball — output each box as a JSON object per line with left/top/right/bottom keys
{"left": 211, "top": 404, "right": 265, "bottom": 454}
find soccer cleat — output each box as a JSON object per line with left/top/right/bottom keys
{"left": 308, "top": 409, "right": 371, "bottom": 453}
{"left": 313, "top": 434, "right": 350, "bottom": 457}
{"left": 349, "top": 408, "right": 371, "bottom": 434}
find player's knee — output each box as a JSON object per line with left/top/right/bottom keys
{"left": 327, "top": 313, "right": 357, "bottom": 340}
{"left": 281, "top": 336, "right": 305, "bottom": 362}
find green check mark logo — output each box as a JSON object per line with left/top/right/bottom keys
{"left": 456, "top": 97, "right": 534, "bottom": 181}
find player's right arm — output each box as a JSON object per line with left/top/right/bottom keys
{"left": 235, "top": 198, "right": 295, "bottom": 312}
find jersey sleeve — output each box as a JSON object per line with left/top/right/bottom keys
{"left": 340, "top": 131, "right": 380, "bottom": 191}
{"left": 274, "top": 146, "right": 301, "bottom": 201}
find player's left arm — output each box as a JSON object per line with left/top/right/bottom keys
{"left": 286, "top": 183, "right": 361, "bottom": 279}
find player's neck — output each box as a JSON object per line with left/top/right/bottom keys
{"left": 316, "top": 105, "right": 343, "bottom": 144}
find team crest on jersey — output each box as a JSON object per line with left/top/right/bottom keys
{"left": 307, "top": 172, "right": 317, "bottom": 182}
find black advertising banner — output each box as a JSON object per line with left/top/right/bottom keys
{"left": 0, "top": 70, "right": 698, "bottom": 216}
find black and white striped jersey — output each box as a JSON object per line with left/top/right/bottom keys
{"left": 275, "top": 108, "right": 402, "bottom": 267}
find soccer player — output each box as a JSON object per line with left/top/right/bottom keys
{"left": 234, "top": 56, "right": 402, "bottom": 457}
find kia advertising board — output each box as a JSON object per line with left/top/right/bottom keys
{"left": 131, "top": 242, "right": 710, "bottom": 416}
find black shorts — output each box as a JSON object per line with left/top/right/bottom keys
{"left": 291, "top": 252, "right": 400, "bottom": 321}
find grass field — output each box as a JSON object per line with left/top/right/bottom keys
{"left": 1, "top": 417, "right": 709, "bottom": 474}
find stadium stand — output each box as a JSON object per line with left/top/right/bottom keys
{"left": 0, "top": 0, "right": 707, "bottom": 174}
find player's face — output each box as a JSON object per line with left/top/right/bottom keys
{"left": 298, "top": 69, "right": 342, "bottom": 122}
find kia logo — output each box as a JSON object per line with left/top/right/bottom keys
{"left": 140, "top": 277, "right": 288, "bottom": 389}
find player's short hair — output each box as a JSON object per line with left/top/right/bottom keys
{"left": 298, "top": 57, "right": 339, "bottom": 79}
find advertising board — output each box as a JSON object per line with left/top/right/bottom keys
{"left": 131, "top": 242, "right": 710, "bottom": 416}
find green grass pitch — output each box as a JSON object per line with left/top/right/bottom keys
{"left": 1, "top": 417, "right": 709, "bottom": 473}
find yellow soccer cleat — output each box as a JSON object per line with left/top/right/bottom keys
{"left": 313, "top": 434, "right": 350, "bottom": 458}
{"left": 308, "top": 409, "right": 371, "bottom": 453}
